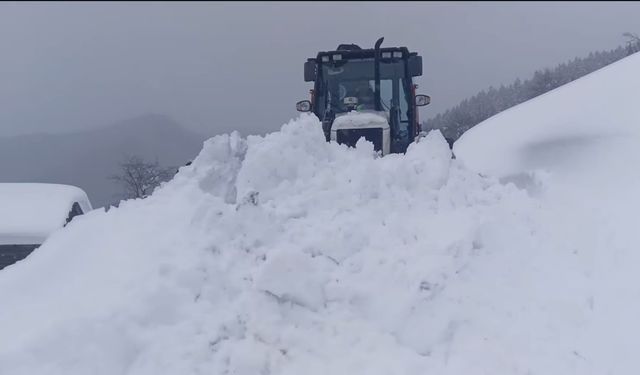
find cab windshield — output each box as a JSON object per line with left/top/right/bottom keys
{"left": 316, "top": 58, "right": 410, "bottom": 118}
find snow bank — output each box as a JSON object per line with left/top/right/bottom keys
{"left": 449, "top": 51, "right": 640, "bottom": 374}
{"left": 0, "top": 114, "right": 534, "bottom": 375}
{"left": 454, "top": 52, "right": 640, "bottom": 181}
{"left": 0, "top": 183, "right": 92, "bottom": 245}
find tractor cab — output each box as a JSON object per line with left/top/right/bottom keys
{"left": 296, "top": 38, "right": 430, "bottom": 155}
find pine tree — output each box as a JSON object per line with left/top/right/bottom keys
{"left": 426, "top": 37, "right": 636, "bottom": 141}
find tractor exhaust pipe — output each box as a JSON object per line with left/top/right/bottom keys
{"left": 374, "top": 37, "right": 384, "bottom": 111}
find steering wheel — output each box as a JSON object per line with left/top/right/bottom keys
{"left": 338, "top": 84, "right": 347, "bottom": 101}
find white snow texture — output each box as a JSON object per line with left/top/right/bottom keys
{"left": 3, "top": 52, "right": 640, "bottom": 375}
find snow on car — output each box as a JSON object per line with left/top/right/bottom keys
{"left": 0, "top": 183, "right": 92, "bottom": 270}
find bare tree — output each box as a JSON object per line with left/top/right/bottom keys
{"left": 110, "top": 155, "right": 175, "bottom": 199}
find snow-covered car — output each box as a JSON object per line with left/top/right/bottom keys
{"left": 0, "top": 183, "right": 92, "bottom": 270}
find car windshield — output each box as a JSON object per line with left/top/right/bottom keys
{"left": 317, "top": 58, "right": 408, "bottom": 115}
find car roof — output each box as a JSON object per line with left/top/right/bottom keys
{"left": 0, "top": 183, "right": 92, "bottom": 245}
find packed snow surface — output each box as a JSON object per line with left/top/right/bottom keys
{"left": 0, "top": 183, "right": 92, "bottom": 245}
{"left": 452, "top": 51, "right": 640, "bottom": 374}
{"left": 2, "top": 52, "right": 640, "bottom": 374}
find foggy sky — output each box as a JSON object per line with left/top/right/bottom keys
{"left": 1, "top": 1, "right": 640, "bottom": 138}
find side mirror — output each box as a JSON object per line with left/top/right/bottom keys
{"left": 296, "top": 100, "right": 312, "bottom": 112}
{"left": 415, "top": 94, "right": 430, "bottom": 106}
{"left": 304, "top": 61, "right": 316, "bottom": 82}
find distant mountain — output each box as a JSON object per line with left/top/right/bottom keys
{"left": 0, "top": 114, "right": 207, "bottom": 208}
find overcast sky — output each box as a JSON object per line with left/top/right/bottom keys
{"left": 1, "top": 1, "right": 640, "bottom": 137}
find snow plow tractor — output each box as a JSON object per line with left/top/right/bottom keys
{"left": 296, "top": 37, "right": 430, "bottom": 155}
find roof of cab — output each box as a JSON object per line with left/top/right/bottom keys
{"left": 308, "top": 46, "right": 416, "bottom": 62}
{"left": 0, "top": 183, "right": 92, "bottom": 245}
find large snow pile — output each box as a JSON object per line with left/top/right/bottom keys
{"left": 3, "top": 52, "right": 640, "bottom": 375}
{"left": 0, "top": 113, "right": 537, "bottom": 375}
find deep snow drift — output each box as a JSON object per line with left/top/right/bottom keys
{"left": 3, "top": 52, "right": 640, "bottom": 374}
{"left": 0, "top": 114, "right": 537, "bottom": 375}
{"left": 453, "top": 51, "right": 640, "bottom": 374}
{"left": 455, "top": 51, "right": 640, "bottom": 184}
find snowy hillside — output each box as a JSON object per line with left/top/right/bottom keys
{"left": 453, "top": 51, "right": 640, "bottom": 374}
{"left": 454, "top": 52, "right": 640, "bottom": 182}
{"left": 2, "top": 52, "right": 640, "bottom": 374}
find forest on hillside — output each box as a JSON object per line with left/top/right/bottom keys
{"left": 427, "top": 33, "right": 640, "bottom": 141}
